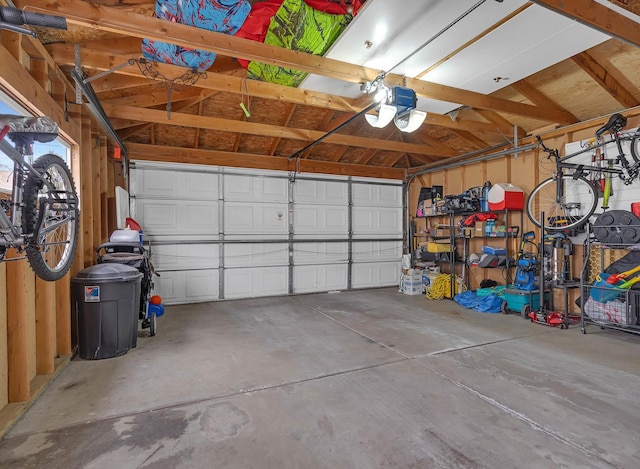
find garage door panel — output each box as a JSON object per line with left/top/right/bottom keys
{"left": 294, "top": 180, "right": 348, "bottom": 205}
{"left": 152, "top": 269, "right": 220, "bottom": 305}
{"left": 132, "top": 162, "right": 402, "bottom": 303}
{"left": 293, "top": 242, "right": 348, "bottom": 265}
{"left": 225, "top": 267, "right": 288, "bottom": 299}
{"left": 135, "top": 199, "right": 218, "bottom": 236}
{"left": 151, "top": 244, "right": 219, "bottom": 270}
{"left": 224, "top": 174, "right": 288, "bottom": 202}
{"left": 352, "top": 262, "right": 400, "bottom": 289}
{"left": 353, "top": 207, "right": 402, "bottom": 236}
{"left": 353, "top": 241, "right": 402, "bottom": 262}
{"left": 131, "top": 168, "right": 218, "bottom": 200}
{"left": 294, "top": 205, "right": 348, "bottom": 235}
{"left": 225, "top": 202, "right": 288, "bottom": 235}
{"left": 293, "top": 264, "right": 347, "bottom": 293}
{"left": 225, "top": 243, "right": 288, "bottom": 268}
{"left": 353, "top": 184, "right": 402, "bottom": 207}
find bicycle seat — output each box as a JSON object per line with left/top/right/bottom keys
{"left": 595, "top": 113, "right": 627, "bottom": 138}
{"left": 0, "top": 114, "right": 59, "bottom": 145}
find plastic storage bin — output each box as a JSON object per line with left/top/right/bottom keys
{"left": 71, "top": 263, "right": 142, "bottom": 359}
{"left": 504, "top": 287, "right": 549, "bottom": 312}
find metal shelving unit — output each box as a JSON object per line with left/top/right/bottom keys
{"left": 580, "top": 223, "right": 640, "bottom": 335}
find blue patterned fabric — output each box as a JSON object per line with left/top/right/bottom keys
{"left": 142, "top": 0, "right": 251, "bottom": 70}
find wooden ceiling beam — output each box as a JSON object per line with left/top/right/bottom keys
{"left": 103, "top": 87, "right": 205, "bottom": 106}
{"left": 103, "top": 103, "right": 453, "bottom": 157}
{"left": 28, "top": 0, "right": 577, "bottom": 123}
{"left": 472, "top": 109, "right": 525, "bottom": 139}
{"left": 510, "top": 79, "right": 579, "bottom": 122}
{"left": 571, "top": 51, "right": 640, "bottom": 108}
{"left": 529, "top": 0, "right": 640, "bottom": 47}
{"left": 449, "top": 130, "right": 490, "bottom": 150}
{"left": 89, "top": 74, "right": 151, "bottom": 93}
{"left": 126, "top": 142, "right": 406, "bottom": 180}
{"left": 117, "top": 91, "right": 215, "bottom": 138}
{"left": 46, "top": 44, "right": 361, "bottom": 113}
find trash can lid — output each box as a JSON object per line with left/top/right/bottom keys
{"left": 72, "top": 263, "right": 143, "bottom": 282}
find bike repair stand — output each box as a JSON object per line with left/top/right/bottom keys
{"left": 527, "top": 212, "right": 568, "bottom": 329}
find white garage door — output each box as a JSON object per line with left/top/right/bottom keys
{"left": 130, "top": 161, "right": 403, "bottom": 304}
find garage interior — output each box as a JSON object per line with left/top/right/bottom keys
{"left": 0, "top": 0, "right": 640, "bottom": 467}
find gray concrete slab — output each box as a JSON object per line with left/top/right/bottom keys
{"left": 9, "top": 295, "right": 401, "bottom": 435}
{"left": 0, "top": 288, "right": 638, "bottom": 468}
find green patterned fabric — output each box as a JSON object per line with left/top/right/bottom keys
{"left": 247, "top": 0, "right": 352, "bottom": 87}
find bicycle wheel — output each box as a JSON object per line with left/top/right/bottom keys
{"left": 23, "top": 153, "right": 79, "bottom": 281}
{"left": 630, "top": 132, "right": 640, "bottom": 168}
{"left": 526, "top": 175, "right": 598, "bottom": 232}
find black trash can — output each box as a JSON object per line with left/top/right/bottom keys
{"left": 71, "top": 263, "right": 143, "bottom": 359}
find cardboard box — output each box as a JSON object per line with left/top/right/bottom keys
{"left": 402, "top": 271, "right": 424, "bottom": 296}
{"left": 427, "top": 242, "right": 451, "bottom": 253}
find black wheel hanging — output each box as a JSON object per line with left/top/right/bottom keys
{"left": 23, "top": 153, "right": 79, "bottom": 281}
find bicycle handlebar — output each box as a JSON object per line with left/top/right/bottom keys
{"left": 0, "top": 6, "right": 67, "bottom": 32}
{"left": 535, "top": 135, "right": 558, "bottom": 159}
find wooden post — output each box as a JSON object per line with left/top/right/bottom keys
{"left": 55, "top": 274, "right": 72, "bottom": 357}
{"left": 92, "top": 131, "right": 102, "bottom": 247}
{"left": 71, "top": 144, "right": 84, "bottom": 277}
{"left": 100, "top": 137, "right": 109, "bottom": 240}
{"left": 0, "top": 31, "right": 21, "bottom": 62}
{"left": 29, "top": 57, "right": 48, "bottom": 90}
{"left": 6, "top": 259, "right": 31, "bottom": 402}
{"left": 0, "top": 263, "right": 8, "bottom": 409}
{"left": 81, "top": 113, "right": 94, "bottom": 268}
{"left": 35, "top": 277, "right": 55, "bottom": 375}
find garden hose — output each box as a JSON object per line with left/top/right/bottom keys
{"left": 425, "top": 273, "right": 467, "bottom": 300}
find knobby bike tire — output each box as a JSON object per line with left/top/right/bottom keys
{"left": 526, "top": 175, "right": 598, "bottom": 232}
{"left": 23, "top": 153, "right": 79, "bottom": 281}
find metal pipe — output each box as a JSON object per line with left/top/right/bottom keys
{"left": 71, "top": 68, "right": 128, "bottom": 187}
{"left": 289, "top": 101, "right": 379, "bottom": 161}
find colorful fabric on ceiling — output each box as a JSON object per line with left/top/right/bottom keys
{"left": 141, "top": 0, "right": 251, "bottom": 71}
{"left": 246, "top": 0, "right": 354, "bottom": 86}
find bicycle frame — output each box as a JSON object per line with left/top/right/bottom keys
{"left": 0, "top": 127, "right": 55, "bottom": 243}
{"left": 554, "top": 131, "right": 637, "bottom": 177}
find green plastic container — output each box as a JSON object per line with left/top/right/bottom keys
{"left": 504, "top": 287, "right": 549, "bottom": 312}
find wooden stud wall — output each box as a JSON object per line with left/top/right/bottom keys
{"left": 0, "top": 35, "right": 112, "bottom": 436}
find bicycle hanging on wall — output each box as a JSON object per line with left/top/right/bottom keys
{"left": 526, "top": 113, "right": 640, "bottom": 232}
{"left": 0, "top": 7, "right": 79, "bottom": 281}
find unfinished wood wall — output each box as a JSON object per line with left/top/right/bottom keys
{"left": 0, "top": 35, "right": 117, "bottom": 436}
{"left": 409, "top": 110, "right": 640, "bottom": 309}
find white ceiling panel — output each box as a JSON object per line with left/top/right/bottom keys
{"left": 300, "top": 0, "right": 611, "bottom": 115}
{"left": 422, "top": 5, "right": 609, "bottom": 95}
{"left": 300, "top": 0, "right": 528, "bottom": 97}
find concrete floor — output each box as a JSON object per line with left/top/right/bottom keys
{"left": 1, "top": 288, "right": 640, "bottom": 468}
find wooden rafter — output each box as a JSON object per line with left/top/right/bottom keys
{"left": 571, "top": 51, "right": 640, "bottom": 108}
{"left": 102, "top": 103, "right": 454, "bottom": 157}
{"left": 117, "top": 91, "right": 216, "bottom": 138}
{"left": 529, "top": 0, "right": 640, "bottom": 47}
{"left": 126, "top": 142, "right": 406, "bottom": 179}
{"left": 510, "top": 79, "right": 578, "bottom": 122}
{"left": 450, "top": 130, "right": 490, "bottom": 150}
{"left": 268, "top": 103, "right": 297, "bottom": 156}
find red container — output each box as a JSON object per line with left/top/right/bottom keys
{"left": 488, "top": 183, "right": 524, "bottom": 211}
{"left": 632, "top": 202, "right": 640, "bottom": 218}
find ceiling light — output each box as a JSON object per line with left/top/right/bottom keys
{"left": 364, "top": 86, "right": 426, "bottom": 133}
{"left": 394, "top": 109, "right": 427, "bottom": 133}
{"left": 365, "top": 104, "right": 397, "bottom": 128}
